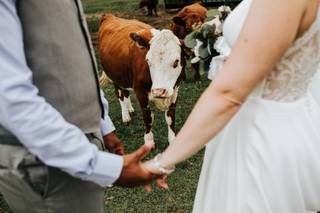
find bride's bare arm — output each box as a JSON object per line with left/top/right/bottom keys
{"left": 147, "top": 0, "right": 310, "bottom": 171}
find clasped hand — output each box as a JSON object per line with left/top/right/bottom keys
{"left": 110, "top": 140, "right": 169, "bottom": 191}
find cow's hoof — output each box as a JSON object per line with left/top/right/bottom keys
{"left": 122, "top": 113, "right": 131, "bottom": 124}
{"left": 128, "top": 108, "right": 135, "bottom": 115}
{"left": 122, "top": 117, "right": 131, "bottom": 125}
{"left": 195, "top": 79, "right": 202, "bottom": 84}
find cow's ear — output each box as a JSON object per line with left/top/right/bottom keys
{"left": 129, "top": 31, "right": 151, "bottom": 49}
{"left": 173, "top": 16, "right": 186, "bottom": 27}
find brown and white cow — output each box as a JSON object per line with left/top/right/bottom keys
{"left": 171, "top": 3, "right": 207, "bottom": 81}
{"left": 99, "top": 14, "right": 185, "bottom": 145}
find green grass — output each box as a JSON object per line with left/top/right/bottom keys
{"left": 82, "top": 0, "right": 138, "bottom": 14}
{"left": 0, "top": 1, "right": 210, "bottom": 212}
{"left": 82, "top": 0, "right": 166, "bottom": 14}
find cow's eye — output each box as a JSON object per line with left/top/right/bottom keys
{"left": 173, "top": 60, "right": 179, "bottom": 68}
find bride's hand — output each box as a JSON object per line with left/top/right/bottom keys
{"left": 142, "top": 158, "right": 172, "bottom": 191}
{"left": 143, "top": 159, "right": 164, "bottom": 175}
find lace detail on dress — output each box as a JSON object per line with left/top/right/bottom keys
{"left": 261, "top": 12, "right": 320, "bottom": 102}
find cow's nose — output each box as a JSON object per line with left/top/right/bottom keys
{"left": 151, "top": 88, "right": 168, "bottom": 98}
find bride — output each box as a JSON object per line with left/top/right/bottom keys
{"left": 144, "top": 0, "right": 320, "bottom": 212}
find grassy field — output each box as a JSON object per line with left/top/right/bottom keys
{"left": 0, "top": 1, "right": 210, "bottom": 212}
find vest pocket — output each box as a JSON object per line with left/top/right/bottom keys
{"left": 17, "top": 153, "right": 50, "bottom": 199}
{"left": 87, "top": 132, "right": 106, "bottom": 151}
{"left": 23, "top": 164, "right": 49, "bottom": 198}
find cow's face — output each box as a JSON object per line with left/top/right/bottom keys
{"left": 130, "top": 29, "right": 183, "bottom": 98}
{"left": 173, "top": 13, "right": 203, "bottom": 34}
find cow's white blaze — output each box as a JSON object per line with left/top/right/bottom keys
{"left": 146, "top": 29, "right": 182, "bottom": 98}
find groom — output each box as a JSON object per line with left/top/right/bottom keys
{"left": 0, "top": 0, "right": 157, "bottom": 212}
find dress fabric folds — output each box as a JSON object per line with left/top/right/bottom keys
{"left": 193, "top": 1, "right": 320, "bottom": 212}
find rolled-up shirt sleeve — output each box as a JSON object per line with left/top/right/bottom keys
{"left": 0, "top": 0, "right": 123, "bottom": 187}
{"left": 100, "top": 90, "right": 116, "bottom": 136}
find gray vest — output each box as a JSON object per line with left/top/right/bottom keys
{"left": 14, "top": 0, "right": 103, "bottom": 134}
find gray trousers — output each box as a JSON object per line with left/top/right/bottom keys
{"left": 0, "top": 136, "right": 106, "bottom": 213}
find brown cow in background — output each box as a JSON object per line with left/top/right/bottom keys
{"left": 171, "top": 3, "right": 207, "bottom": 81}
{"left": 171, "top": 3, "right": 207, "bottom": 39}
{"left": 99, "top": 14, "right": 185, "bottom": 146}
{"left": 139, "top": 0, "right": 158, "bottom": 16}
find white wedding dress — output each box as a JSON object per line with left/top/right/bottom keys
{"left": 193, "top": 0, "right": 320, "bottom": 212}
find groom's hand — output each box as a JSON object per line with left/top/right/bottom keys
{"left": 114, "top": 144, "right": 158, "bottom": 187}
{"left": 103, "top": 131, "right": 125, "bottom": 155}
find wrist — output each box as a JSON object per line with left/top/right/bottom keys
{"left": 157, "top": 153, "right": 175, "bottom": 169}
{"left": 153, "top": 154, "right": 175, "bottom": 175}
{"left": 103, "top": 131, "right": 116, "bottom": 139}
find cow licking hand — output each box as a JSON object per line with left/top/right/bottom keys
{"left": 99, "top": 14, "right": 185, "bottom": 146}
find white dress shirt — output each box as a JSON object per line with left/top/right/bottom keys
{"left": 0, "top": 0, "right": 123, "bottom": 187}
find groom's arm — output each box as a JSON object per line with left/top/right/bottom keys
{"left": 0, "top": 0, "right": 156, "bottom": 187}
{"left": 100, "top": 89, "right": 125, "bottom": 155}
{"left": 0, "top": 0, "right": 123, "bottom": 187}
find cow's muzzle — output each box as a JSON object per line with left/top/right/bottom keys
{"left": 151, "top": 88, "right": 169, "bottom": 98}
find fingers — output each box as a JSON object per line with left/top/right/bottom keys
{"left": 116, "top": 148, "right": 125, "bottom": 155}
{"left": 143, "top": 176, "right": 169, "bottom": 192}
{"left": 115, "top": 144, "right": 125, "bottom": 155}
{"left": 144, "top": 184, "right": 152, "bottom": 192}
{"left": 156, "top": 176, "right": 169, "bottom": 189}
{"left": 133, "top": 145, "right": 152, "bottom": 161}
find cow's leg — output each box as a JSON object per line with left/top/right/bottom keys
{"left": 191, "top": 62, "right": 201, "bottom": 82}
{"left": 147, "top": 6, "right": 152, "bottom": 16}
{"left": 154, "top": 6, "right": 158, "bottom": 16}
{"left": 144, "top": 110, "right": 154, "bottom": 146}
{"left": 122, "top": 90, "right": 135, "bottom": 115}
{"left": 165, "top": 103, "right": 176, "bottom": 144}
{"left": 165, "top": 88, "right": 179, "bottom": 143}
{"left": 136, "top": 91, "right": 155, "bottom": 146}
{"left": 114, "top": 85, "right": 131, "bottom": 124}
